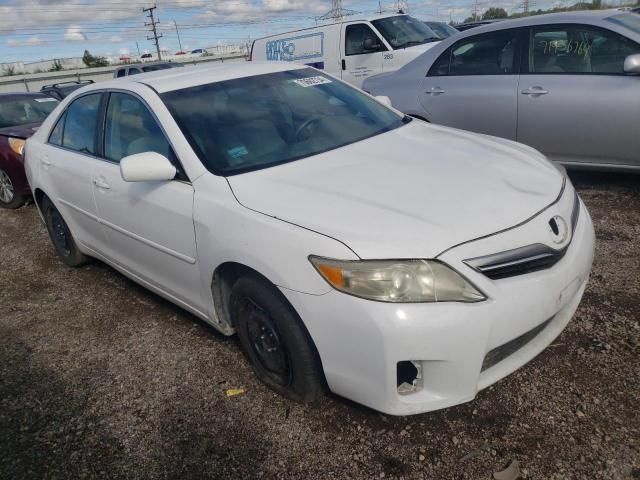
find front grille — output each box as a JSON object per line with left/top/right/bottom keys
{"left": 481, "top": 317, "right": 553, "bottom": 372}
{"left": 465, "top": 244, "right": 567, "bottom": 280}
{"left": 464, "top": 192, "right": 580, "bottom": 281}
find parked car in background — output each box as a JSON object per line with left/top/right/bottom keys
{"left": 190, "top": 48, "right": 204, "bottom": 55}
{"left": 113, "top": 62, "right": 182, "bottom": 78}
{"left": 364, "top": 11, "right": 640, "bottom": 171}
{"left": 25, "top": 63, "right": 594, "bottom": 415}
{"left": 40, "top": 80, "right": 94, "bottom": 100}
{"left": 175, "top": 51, "right": 186, "bottom": 56}
{"left": 0, "top": 93, "right": 58, "bottom": 208}
{"left": 454, "top": 19, "right": 505, "bottom": 31}
{"left": 424, "top": 20, "right": 460, "bottom": 39}
{"left": 140, "top": 53, "right": 153, "bottom": 59}
{"left": 251, "top": 14, "right": 442, "bottom": 88}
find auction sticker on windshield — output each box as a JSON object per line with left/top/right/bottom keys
{"left": 292, "top": 76, "right": 332, "bottom": 87}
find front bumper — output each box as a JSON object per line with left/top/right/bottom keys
{"left": 281, "top": 198, "right": 595, "bottom": 415}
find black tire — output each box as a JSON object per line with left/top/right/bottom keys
{"left": 41, "top": 196, "right": 90, "bottom": 267}
{"left": 0, "top": 167, "right": 26, "bottom": 209}
{"left": 231, "top": 274, "right": 325, "bottom": 403}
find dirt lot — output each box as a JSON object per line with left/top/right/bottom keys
{"left": 1, "top": 171, "right": 638, "bottom": 480}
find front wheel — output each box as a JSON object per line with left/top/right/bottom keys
{"left": 41, "top": 196, "right": 89, "bottom": 267}
{"left": 231, "top": 275, "right": 325, "bottom": 403}
{"left": 0, "top": 168, "right": 26, "bottom": 209}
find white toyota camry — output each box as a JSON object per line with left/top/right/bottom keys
{"left": 25, "top": 63, "right": 595, "bottom": 415}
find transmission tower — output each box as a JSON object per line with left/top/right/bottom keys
{"left": 395, "top": 0, "right": 409, "bottom": 13}
{"left": 523, "top": 0, "right": 530, "bottom": 15}
{"left": 143, "top": 5, "right": 163, "bottom": 61}
{"left": 318, "top": 0, "right": 358, "bottom": 22}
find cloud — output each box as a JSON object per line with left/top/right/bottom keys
{"left": 64, "top": 26, "right": 88, "bottom": 41}
{"left": 6, "top": 35, "right": 45, "bottom": 47}
{"left": 118, "top": 48, "right": 130, "bottom": 56}
{"left": 109, "top": 35, "right": 123, "bottom": 43}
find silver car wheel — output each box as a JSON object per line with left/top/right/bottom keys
{"left": 0, "top": 169, "right": 15, "bottom": 204}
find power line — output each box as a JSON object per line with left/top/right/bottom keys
{"left": 143, "top": 4, "right": 163, "bottom": 60}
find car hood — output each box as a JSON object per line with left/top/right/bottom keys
{"left": 227, "top": 122, "right": 563, "bottom": 259}
{"left": 0, "top": 122, "right": 40, "bottom": 139}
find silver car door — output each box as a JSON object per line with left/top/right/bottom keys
{"left": 517, "top": 23, "right": 640, "bottom": 167}
{"left": 419, "top": 28, "right": 521, "bottom": 139}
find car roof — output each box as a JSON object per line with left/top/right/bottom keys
{"left": 453, "top": 9, "right": 628, "bottom": 35}
{"left": 89, "top": 61, "right": 307, "bottom": 94}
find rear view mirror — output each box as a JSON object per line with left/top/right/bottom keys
{"left": 363, "top": 37, "right": 381, "bottom": 51}
{"left": 375, "top": 95, "right": 393, "bottom": 108}
{"left": 624, "top": 53, "right": 640, "bottom": 74}
{"left": 120, "top": 151, "right": 177, "bottom": 182}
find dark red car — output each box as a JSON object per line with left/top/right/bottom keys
{"left": 0, "top": 93, "right": 58, "bottom": 208}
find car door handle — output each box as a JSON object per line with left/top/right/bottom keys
{"left": 426, "top": 87, "right": 445, "bottom": 95}
{"left": 40, "top": 158, "right": 51, "bottom": 167}
{"left": 93, "top": 178, "right": 110, "bottom": 190}
{"left": 521, "top": 87, "right": 549, "bottom": 96}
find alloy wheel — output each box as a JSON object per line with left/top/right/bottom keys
{"left": 0, "top": 169, "right": 14, "bottom": 204}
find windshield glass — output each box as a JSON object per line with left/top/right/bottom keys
{"left": 425, "top": 21, "right": 459, "bottom": 39}
{"left": 372, "top": 15, "right": 440, "bottom": 49}
{"left": 607, "top": 13, "right": 640, "bottom": 35}
{"left": 0, "top": 96, "right": 58, "bottom": 128}
{"left": 161, "top": 68, "right": 404, "bottom": 176}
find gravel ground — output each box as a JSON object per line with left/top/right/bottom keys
{"left": 1, "top": 171, "right": 638, "bottom": 480}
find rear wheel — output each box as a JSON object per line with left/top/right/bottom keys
{"left": 231, "top": 275, "right": 325, "bottom": 402}
{"left": 41, "top": 196, "right": 89, "bottom": 267}
{"left": 0, "top": 168, "right": 26, "bottom": 209}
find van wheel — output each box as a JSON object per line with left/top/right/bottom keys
{"left": 231, "top": 274, "right": 325, "bottom": 403}
{"left": 41, "top": 196, "right": 89, "bottom": 267}
{"left": 0, "top": 168, "right": 26, "bottom": 209}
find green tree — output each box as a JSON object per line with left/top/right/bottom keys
{"left": 482, "top": 7, "right": 509, "bottom": 19}
{"left": 49, "top": 59, "right": 63, "bottom": 72}
{"left": 82, "top": 50, "right": 108, "bottom": 68}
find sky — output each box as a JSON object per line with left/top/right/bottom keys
{"left": 0, "top": 0, "right": 595, "bottom": 64}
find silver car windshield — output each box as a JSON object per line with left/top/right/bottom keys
{"left": 607, "top": 13, "right": 640, "bottom": 35}
{"left": 161, "top": 68, "right": 406, "bottom": 176}
{"left": 372, "top": 16, "right": 440, "bottom": 49}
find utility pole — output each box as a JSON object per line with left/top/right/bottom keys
{"left": 135, "top": 41, "right": 141, "bottom": 56}
{"left": 174, "top": 20, "right": 183, "bottom": 52}
{"left": 378, "top": 0, "right": 383, "bottom": 14}
{"left": 472, "top": 0, "right": 479, "bottom": 21}
{"left": 395, "top": 0, "right": 409, "bottom": 13}
{"left": 143, "top": 5, "right": 162, "bottom": 61}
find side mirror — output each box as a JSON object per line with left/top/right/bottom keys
{"left": 624, "top": 53, "right": 640, "bottom": 74}
{"left": 363, "top": 37, "right": 381, "bottom": 51}
{"left": 375, "top": 95, "right": 393, "bottom": 108}
{"left": 120, "top": 151, "right": 177, "bottom": 182}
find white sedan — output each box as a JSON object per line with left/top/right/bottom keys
{"left": 25, "top": 63, "right": 595, "bottom": 415}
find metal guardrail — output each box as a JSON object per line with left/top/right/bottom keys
{"left": 0, "top": 54, "right": 247, "bottom": 94}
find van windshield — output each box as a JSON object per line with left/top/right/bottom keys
{"left": 372, "top": 15, "right": 440, "bottom": 49}
{"left": 161, "top": 68, "right": 405, "bottom": 176}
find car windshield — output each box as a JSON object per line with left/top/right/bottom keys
{"left": 425, "top": 21, "right": 459, "bottom": 39}
{"left": 372, "top": 15, "right": 440, "bottom": 48}
{"left": 0, "top": 96, "right": 58, "bottom": 128}
{"left": 607, "top": 13, "right": 640, "bottom": 35}
{"left": 161, "top": 68, "right": 405, "bottom": 176}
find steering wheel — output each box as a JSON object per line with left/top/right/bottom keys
{"left": 294, "top": 116, "right": 323, "bottom": 140}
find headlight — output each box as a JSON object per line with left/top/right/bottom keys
{"left": 309, "top": 257, "right": 486, "bottom": 303}
{"left": 8, "top": 137, "right": 26, "bottom": 156}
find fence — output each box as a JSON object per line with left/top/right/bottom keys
{"left": 0, "top": 54, "right": 247, "bottom": 94}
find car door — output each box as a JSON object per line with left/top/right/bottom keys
{"left": 42, "top": 92, "right": 105, "bottom": 251}
{"left": 419, "top": 28, "right": 521, "bottom": 139}
{"left": 91, "top": 91, "right": 202, "bottom": 307}
{"left": 517, "top": 23, "right": 640, "bottom": 167}
{"left": 341, "top": 23, "right": 387, "bottom": 88}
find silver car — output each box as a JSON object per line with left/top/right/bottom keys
{"left": 363, "top": 11, "right": 640, "bottom": 171}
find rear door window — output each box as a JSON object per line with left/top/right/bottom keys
{"left": 61, "top": 93, "right": 101, "bottom": 155}
{"left": 527, "top": 24, "right": 640, "bottom": 74}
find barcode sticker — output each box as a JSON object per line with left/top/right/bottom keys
{"left": 292, "top": 76, "right": 332, "bottom": 88}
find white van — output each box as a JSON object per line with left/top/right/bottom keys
{"left": 250, "top": 14, "right": 441, "bottom": 88}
